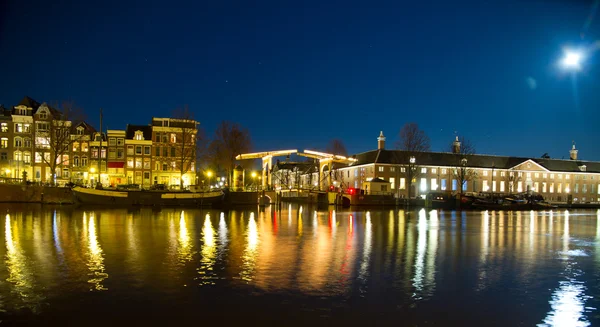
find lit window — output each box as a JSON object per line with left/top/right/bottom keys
{"left": 170, "top": 133, "right": 176, "bottom": 143}
{"left": 500, "top": 181, "right": 505, "bottom": 192}
{"left": 82, "top": 143, "right": 88, "bottom": 152}
{"left": 441, "top": 169, "right": 447, "bottom": 174}
{"left": 400, "top": 178, "right": 406, "bottom": 190}
{"left": 401, "top": 167, "right": 406, "bottom": 173}
{"left": 390, "top": 167, "right": 395, "bottom": 172}
{"left": 134, "top": 131, "right": 144, "bottom": 141}
{"left": 483, "top": 170, "right": 488, "bottom": 177}
{"left": 35, "top": 152, "right": 42, "bottom": 163}
{"left": 81, "top": 156, "right": 88, "bottom": 166}
{"left": 500, "top": 171, "right": 505, "bottom": 177}
{"left": 127, "top": 158, "right": 134, "bottom": 168}
{"left": 0, "top": 123, "right": 7, "bottom": 132}
{"left": 73, "top": 142, "right": 79, "bottom": 152}
{"left": 527, "top": 172, "right": 531, "bottom": 178}
{"left": 421, "top": 168, "right": 427, "bottom": 174}
{"left": 566, "top": 175, "right": 570, "bottom": 180}
{"left": 378, "top": 166, "right": 384, "bottom": 172}
{"left": 535, "top": 173, "right": 539, "bottom": 178}
{"left": 550, "top": 174, "right": 554, "bottom": 179}
{"left": 543, "top": 173, "right": 547, "bottom": 178}
{"left": 431, "top": 168, "right": 436, "bottom": 174}
{"left": 549, "top": 183, "right": 554, "bottom": 193}
{"left": 135, "top": 158, "right": 142, "bottom": 168}
{"left": 0, "top": 138, "right": 8, "bottom": 148}
{"left": 23, "top": 152, "right": 31, "bottom": 164}
{"left": 441, "top": 179, "right": 447, "bottom": 190}
{"left": 14, "top": 151, "right": 22, "bottom": 161}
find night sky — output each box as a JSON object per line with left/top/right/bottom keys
{"left": 1, "top": 1, "right": 599, "bottom": 160}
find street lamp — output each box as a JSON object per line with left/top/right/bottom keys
{"left": 251, "top": 171, "right": 257, "bottom": 191}
{"left": 206, "top": 171, "right": 213, "bottom": 190}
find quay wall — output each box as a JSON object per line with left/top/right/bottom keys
{"left": 0, "top": 184, "right": 74, "bottom": 204}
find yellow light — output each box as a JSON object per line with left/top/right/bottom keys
{"left": 207, "top": 171, "right": 213, "bottom": 177}
{"left": 5, "top": 169, "right": 10, "bottom": 174}
{"left": 251, "top": 172, "right": 257, "bottom": 178}
{"left": 90, "top": 167, "right": 96, "bottom": 173}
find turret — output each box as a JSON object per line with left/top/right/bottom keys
{"left": 570, "top": 142, "right": 578, "bottom": 160}
{"left": 452, "top": 136, "right": 461, "bottom": 154}
{"left": 377, "top": 131, "right": 386, "bottom": 150}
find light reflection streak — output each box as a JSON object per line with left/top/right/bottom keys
{"left": 53, "top": 211, "right": 62, "bottom": 256}
{"left": 313, "top": 211, "right": 318, "bottom": 237}
{"left": 198, "top": 213, "right": 217, "bottom": 285}
{"left": 86, "top": 212, "right": 108, "bottom": 291}
{"left": 426, "top": 210, "right": 438, "bottom": 291}
{"left": 412, "top": 209, "right": 427, "bottom": 299}
{"left": 539, "top": 210, "right": 592, "bottom": 327}
{"left": 219, "top": 212, "right": 228, "bottom": 255}
{"left": 240, "top": 212, "right": 259, "bottom": 282}
{"left": 358, "top": 212, "right": 372, "bottom": 284}
{"left": 178, "top": 211, "right": 193, "bottom": 263}
{"left": 477, "top": 211, "right": 490, "bottom": 291}
{"left": 5, "top": 214, "right": 44, "bottom": 311}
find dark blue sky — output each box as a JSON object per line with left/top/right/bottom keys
{"left": 1, "top": 0, "right": 599, "bottom": 160}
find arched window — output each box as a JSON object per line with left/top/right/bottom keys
{"left": 74, "top": 155, "right": 80, "bottom": 167}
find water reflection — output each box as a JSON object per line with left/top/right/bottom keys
{"left": 197, "top": 213, "right": 217, "bottom": 285}
{"left": 240, "top": 212, "right": 259, "bottom": 282}
{"left": 84, "top": 212, "right": 108, "bottom": 291}
{"left": 178, "top": 211, "right": 193, "bottom": 264}
{"left": 539, "top": 210, "right": 592, "bottom": 327}
{"left": 5, "top": 214, "right": 45, "bottom": 311}
{"left": 0, "top": 206, "right": 598, "bottom": 325}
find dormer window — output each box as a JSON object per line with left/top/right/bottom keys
{"left": 579, "top": 165, "right": 587, "bottom": 172}
{"left": 39, "top": 111, "right": 47, "bottom": 119}
{"left": 76, "top": 126, "right": 84, "bottom": 135}
{"left": 134, "top": 131, "right": 144, "bottom": 140}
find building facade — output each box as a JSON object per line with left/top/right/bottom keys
{"left": 306, "top": 132, "right": 600, "bottom": 204}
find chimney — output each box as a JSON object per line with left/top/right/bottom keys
{"left": 377, "top": 131, "right": 386, "bottom": 150}
{"left": 452, "top": 136, "right": 461, "bottom": 154}
{"left": 570, "top": 142, "right": 578, "bottom": 160}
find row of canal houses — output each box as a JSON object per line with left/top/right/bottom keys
{"left": 0, "top": 96, "right": 198, "bottom": 188}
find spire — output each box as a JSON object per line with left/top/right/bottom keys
{"left": 452, "top": 136, "right": 461, "bottom": 154}
{"left": 377, "top": 131, "right": 386, "bottom": 150}
{"left": 569, "top": 141, "right": 578, "bottom": 160}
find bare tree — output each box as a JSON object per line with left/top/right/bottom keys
{"left": 326, "top": 139, "right": 348, "bottom": 156}
{"left": 35, "top": 101, "right": 85, "bottom": 183}
{"left": 169, "top": 106, "right": 199, "bottom": 189}
{"left": 507, "top": 170, "right": 521, "bottom": 193}
{"left": 207, "top": 121, "right": 252, "bottom": 186}
{"left": 449, "top": 136, "right": 477, "bottom": 199}
{"left": 395, "top": 122, "right": 430, "bottom": 200}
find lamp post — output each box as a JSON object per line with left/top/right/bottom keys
{"left": 206, "top": 171, "right": 213, "bottom": 190}
{"left": 251, "top": 171, "right": 257, "bottom": 191}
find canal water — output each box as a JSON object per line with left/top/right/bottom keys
{"left": 0, "top": 204, "right": 598, "bottom": 326}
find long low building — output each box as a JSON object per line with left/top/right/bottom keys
{"left": 271, "top": 132, "right": 599, "bottom": 204}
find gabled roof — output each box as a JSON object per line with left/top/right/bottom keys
{"left": 126, "top": 124, "right": 152, "bottom": 140}
{"left": 17, "top": 96, "right": 41, "bottom": 109}
{"left": 350, "top": 149, "right": 600, "bottom": 173}
{"left": 72, "top": 121, "right": 96, "bottom": 134}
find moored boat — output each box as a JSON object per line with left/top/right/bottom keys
{"left": 72, "top": 186, "right": 224, "bottom": 207}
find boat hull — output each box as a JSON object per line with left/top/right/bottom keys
{"left": 72, "top": 187, "right": 224, "bottom": 207}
